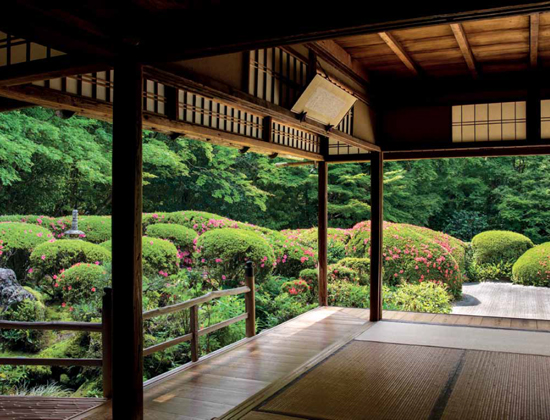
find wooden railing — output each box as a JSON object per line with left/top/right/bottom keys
{"left": 142, "top": 260, "right": 256, "bottom": 361}
{"left": 0, "top": 288, "right": 113, "bottom": 398}
{"left": 0, "top": 262, "right": 256, "bottom": 396}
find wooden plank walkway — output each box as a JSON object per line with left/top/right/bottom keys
{"left": 72, "top": 308, "right": 550, "bottom": 419}
{"left": 0, "top": 396, "right": 105, "bottom": 420}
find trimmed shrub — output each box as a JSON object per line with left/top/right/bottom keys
{"left": 59, "top": 263, "right": 110, "bottom": 306}
{"left": 273, "top": 241, "right": 316, "bottom": 278}
{"left": 0, "top": 215, "right": 71, "bottom": 239}
{"left": 512, "top": 242, "right": 550, "bottom": 287}
{"left": 29, "top": 240, "right": 111, "bottom": 292}
{"left": 332, "top": 257, "right": 370, "bottom": 285}
{"left": 328, "top": 281, "right": 371, "bottom": 308}
{"left": 0, "top": 222, "right": 54, "bottom": 279}
{"left": 282, "top": 227, "right": 351, "bottom": 264}
{"left": 145, "top": 224, "right": 197, "bottom": 255}
{"left": 347, "top": 222, "right": 463, "bottom": 297}
{"left": 77, "top": 216, "right": 111, "bottom": 243}
{"left": 281, "top": 279, "right": 312, "bottom": 303}
{"left": 385, "top": 282, "right": 452, "bottom": 314}
{"left": 99, "top": 240, "right": 111, "bottom": 252}
{"left": 196, "top": 228, "right": 275, "bottom": 284}
{"left": 0, "top": 297, "right": 47, "bottom": 352}
{"left": 471, "top": 230, "right": 534, "bottom": 269}
{"left": 142, "top": 237, "right": 179, "bottom": 277}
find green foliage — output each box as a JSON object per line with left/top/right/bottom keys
{"left": 332, "top": 257, "right": 370, "bottom": 285}
{"left": 0, "top": 298, "right": 47, "bottom": 352}
{"left": 512, "top": 242, "right": 550, "bottom": 287}
{"left": 468, "top": 261, "right": 514, "bottom": 282}
{"left": 0, "top": 222, "right": 54, "bottom": 278}
{"left": 282, "top": 227, "right": 351, "bottom": 264}
{"left": 78, "top": 216, "right": 111, "bottom": 243}
{"left": 59, "top": 263, "right": 110, "bottom": 306}
{"left": 99, "top": 240, "right": 111, "bottom": 252}
{"left": 196, "top": 228, "right": 274, "bottom": 284}
{"left": 444, "top": 210, "right": 489, "bottom": 242}
{"left": 328, "top": 281, "right": 371, "bottom": 308}
{"left": 348, "top": 222, "right": 463, "bottom": 297}
{"left": 471, "top": 230, "right": 534, "bottom": 278}
{"left": 280, "top": 279, "right": 312, "bottom": 303}
{"left": 28, "top": 240, "right": 111, "bottom": 293}
{"left": 145, "top": 223, "right": 197, "bottom": 254}
{"left": 142, "top": 237, "right": 179, "bottom": 277}
{"left": 385, "top": 282, "right": 452, "bottom": 314}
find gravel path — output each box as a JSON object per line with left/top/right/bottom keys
{"left": 452, "top": 281, "right": 550, "bottom": 320}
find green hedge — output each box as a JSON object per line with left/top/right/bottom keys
{"left": 0, "top": 215, "right": 71, "bottom": 238}
{"left": 512, "top": 242, "right": 550, "bottom": 287}
{"left": 0, "top": 222, "right": 54, "bottom": 279}
{"left": 145, "top": 223, "right": 196, "bottom": 254}
{"left": 77, "top": 216, "right": 111, "bottom": 243}
{"left": 196, "top": 228, "right": 275, "bottom": 284}
{"left": 29, "top": 240, "right": 111, "bottom": 293}
{"left": 332, "top": 257, "right": 370, "bottom": 285}
{"left": 472, "top": 230, "right": 534, "bottom": 265}
{"left": 347, "top": 222, "right": 463, "bottom": 297}
{"left": 142, "top": 237, "right": 179, "bottom": 277}
{"left": 385, "top": 282, "right": 452, "bottom": 314}
{"left": 59, "top": 263, "right": 110, "bottom": 306}
{"left": 282, "top": 227, "right": 351, "bottom": 263}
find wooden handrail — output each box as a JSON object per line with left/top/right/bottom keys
{"left": 142, "top": 286, "right": 250, "bottom": 320}
{"left": 144, "top": 261, "right": 256, "bottom": 362}
{"left": 0, "top": 320, "right": 102, "bottom": 332}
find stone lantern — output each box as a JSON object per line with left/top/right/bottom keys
{"left": 64, "top": 209, "right": 85, "bottom": 239}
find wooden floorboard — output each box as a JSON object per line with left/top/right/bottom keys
{"left": 74, "top": 307, "right": 550, "bottom": 419}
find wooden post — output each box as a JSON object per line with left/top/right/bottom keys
{"left": 112, "top": 57, "right": 144, "bottom": 420}
{"left": 245, "top": 261, "right": 256, "bottom": 337}
{"left": 190, "top": 305, "right": 200, "bottom": 362}
{"left": 527, "top": 76, "right": 541, "bottom": 142}
{"left": 318, "top": 160, "right": 328, "bottom": 306}
{"left": 370, "top": 151, "right": 383, "bottom": 322}
{"left": 101, "top": 287, "right": 113, "bottom": 399}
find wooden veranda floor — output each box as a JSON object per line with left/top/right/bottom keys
{"left": 72, "top": 307, "right": 550, "bottom": 420}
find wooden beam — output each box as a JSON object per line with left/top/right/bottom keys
{"left": 111, "top": 58, "right": 143, "bottom": 420}
{"left": 383, "top": 145, "right": 550, "bottom": 160}
{"left": 370, "top": 151, "right": 383, "bottom": 322}
{"left": 0, "top": 97, "right": 33, "bottom": 112}
{"left": 306, "top": 40, "right": 370, "bottom": 85}
{"left": 378, "top": 32, "right": 420, "bottom": 76}
{"left": 0, "top": 55, "right": 109, "bottom": 87}
{"left": 0, "top": 84, "right": 324, "bottom": 161}
{"left": 145, "top": 66, "right": 380, "bottom": 153}
{"left": 318, "top": 159, "right": 328, "bottom": 307}
{"left": 531, "top": 13, "right": 540, "bottom": 68}
{"left": 450, "top": 23, "right": 478, "bottom": 79}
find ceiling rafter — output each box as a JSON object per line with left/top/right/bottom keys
{"left": 530, "top": 13, "right": 540, "bottom": 68}
{"left": 378, "top": 32, "right": 420, "bottom": 76}
{"left": 450, "top": 23, "right": 479, "bottom": 79}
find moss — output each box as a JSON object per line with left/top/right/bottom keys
{"left": 196, "top": 228, "right": 275, "bottom": 284}
{"left": 472, "top": 230, "right": 534, "bottom": 267}
{"left": 512, "top": 242, "right": 550, "bottom": 287}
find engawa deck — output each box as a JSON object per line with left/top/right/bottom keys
{"left": 72, "top": 307, "right": 550, "bottom": 420}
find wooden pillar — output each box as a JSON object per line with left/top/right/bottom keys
{"left": 245, "top": 261, "right": 256, "bottom": 337}
{"left": 101, "top": 287, "right": 113, "bottom": 399}
{"left": 370, "top": 151, "right": 383, "bottom": 322}
{"left": 112, "top": 58, "right": 144, "bottom": 419}
{"left": 318, "top": 161, "right": 328, "bottom": 306}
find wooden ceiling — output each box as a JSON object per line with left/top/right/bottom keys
{"left": 334, "top": 13, "right": 550, "bottom": 80}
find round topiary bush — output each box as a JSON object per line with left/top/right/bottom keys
{"left": 0, "top": 215, "right": 71, "bottom": 238}
{"left": 196, "top": 228, "right": 275, "bottom": 284}
{"left": 77, "top": 216, "right": 111, "bottom": 243}
{"left": 59, "top": 263, "right": 110, "bottom": 306}
{"left": 29, "top": 240, "right": 111, "bottom": 292}
{"left": 0, "top": 222, "right": 55, "bottom": 279}
{"left": 99, "top": 240, "right": 111, "bottom": 252}
{"left": 347, "top": 221, "right": 463, "bottom": 298}
{"left": 282, "top": 227, "right": 351, "bottom": 264}
{"left": 512, "top": 242, "right": 550, "bottom": 287}
{"left": 142, "top": 237, "right": 179, "bottom": 277}
{"left": 471, "top": 230, "right": 534, "bottom": 268}
{"left": 145, "top": 224, "right": 197, "bottom": 256}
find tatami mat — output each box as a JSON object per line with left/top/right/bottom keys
{"left": 259, "top": 341, "right": 462, "bottom": 420}
{"left": 356, "top": 320, "right": 550, "bottom": 356}
{"left": 442, "top": 350, "right": 550, "bottom": 419}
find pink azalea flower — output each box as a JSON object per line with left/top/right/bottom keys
{"left": 41, "top": 255, "right": 46, "bottom": 260}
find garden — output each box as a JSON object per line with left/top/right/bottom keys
{"left": 1, "top": 210, "right": 549, "bottom": 398}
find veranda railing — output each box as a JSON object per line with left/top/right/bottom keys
{"left": 0, "top": 261, "right": 256, "bottom": 398}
